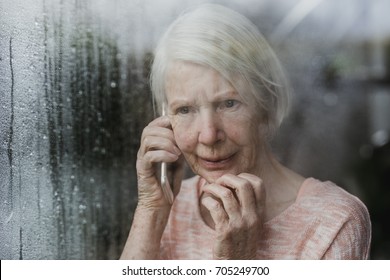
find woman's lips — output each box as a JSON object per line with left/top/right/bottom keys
{"left": 198, "top": 154, "right": 235, "bottom": 170}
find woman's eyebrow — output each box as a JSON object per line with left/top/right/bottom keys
{"left": 168, "top": 90, "right": 239, "bottom": 109}
{"left": 212, "top": 90, "right": 240, "bottom": 100}
{"left": 169, "top": 98, "right": 193, "bottom": 108}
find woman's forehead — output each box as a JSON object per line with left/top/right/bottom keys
{"left": 165, "top": 62, "right": 236, "bottom": 95}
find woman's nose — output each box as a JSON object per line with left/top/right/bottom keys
{"left": 197, "top": 111, "right": 225, "bottom": 146}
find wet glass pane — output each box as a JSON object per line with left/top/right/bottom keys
{"left": 1, "top": 0, "right": 389, "bottom": 259}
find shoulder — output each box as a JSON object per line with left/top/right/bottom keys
{"left": 294, "top": 178, "right": 371, "bottom": 259}
{"left": 298, "top": 178, "right": 371, "bottom": 257}
{"left": 298, "top": 178, "right": 370, "bottom": 224}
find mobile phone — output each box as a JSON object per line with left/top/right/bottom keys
{"left": 161, "top": 103, "right": 174, "bottom": 204}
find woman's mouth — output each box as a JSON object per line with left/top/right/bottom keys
{"left": 198, "top": 154, "right": 236, "bottom": 170}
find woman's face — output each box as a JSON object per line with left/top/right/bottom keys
{"left": 165, "top": 61, "right": 266, "bottom": 183}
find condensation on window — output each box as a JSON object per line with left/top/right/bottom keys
{"left": 0, "top": 0, "right": 156, "bottom": 259}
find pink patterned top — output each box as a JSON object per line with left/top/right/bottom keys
{"left": 160, "top": 176, "right": 371, "bottom": 259}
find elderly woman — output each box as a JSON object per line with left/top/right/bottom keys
{"left": 120, "top": 4, "right": 371, "bottom": 259}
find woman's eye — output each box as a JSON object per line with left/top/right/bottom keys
{"left": 177, "top": 106, "right": 190, "bottom": 114}
{"left": 224, "top": 100, "right": 237, "bottom": 108}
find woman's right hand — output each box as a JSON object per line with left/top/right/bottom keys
{"left": 136, "top": 115, "right": 183, "bottom": 209}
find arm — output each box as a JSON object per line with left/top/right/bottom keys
{"left": 120, "top": 116, "right": 183, "bottom": 259}
{"left": 120, "top": 206, "right": 170, "bottom": 259}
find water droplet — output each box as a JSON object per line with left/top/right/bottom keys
{"left": 110, "top": 81, "right": 117, "bottom": 88}
{"left": 371, "top": 130, "right": 389, "bottom": 147}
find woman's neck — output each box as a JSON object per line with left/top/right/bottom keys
{"left": 257, "top": 153, "right": 305, "bottom": 222}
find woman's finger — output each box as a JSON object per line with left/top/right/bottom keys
{"left": 237, "top": 173, "right": 265, "bottom": 216}
{"left": 143, "top": 150, "right": 180, "bottom": 164}
{"left": 200, "top": 194, "right": 229, "bottom": 230}
{"left": 139, "top": 135, "right": 181, "bottom": 157}
{"left": 215, "top": 174, "right": 257, "bottom": 212}
{"left": 141, "top": 125, "right": 175, "bottom": 142}
{"left": 140, "top": 115, "right": 175, "bottom": 144}
{"left": 146, "top": 115, "right": 172, "bottom": 128}
{"left": 201, "top": 183, "right": 241, "bottom": 220}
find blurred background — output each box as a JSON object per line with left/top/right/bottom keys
{"left": 0, "top": 0, "right": 389, "bottom": 259}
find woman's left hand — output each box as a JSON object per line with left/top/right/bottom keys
{"left": 200, "top": 173, "right": 265, "bottom": 259}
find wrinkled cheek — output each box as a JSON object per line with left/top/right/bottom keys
{"left": 173, "top": 126, "right": 195, "bottom": 153}
{"left": 173, "top": 127, "right": 198, "bottom": 171}
{"left": 176, "top": 139, "right": 194, "bottom": 156}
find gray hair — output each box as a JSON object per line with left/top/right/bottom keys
{"left": 151, "top": 3, "right": 291, "bottom": 135}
